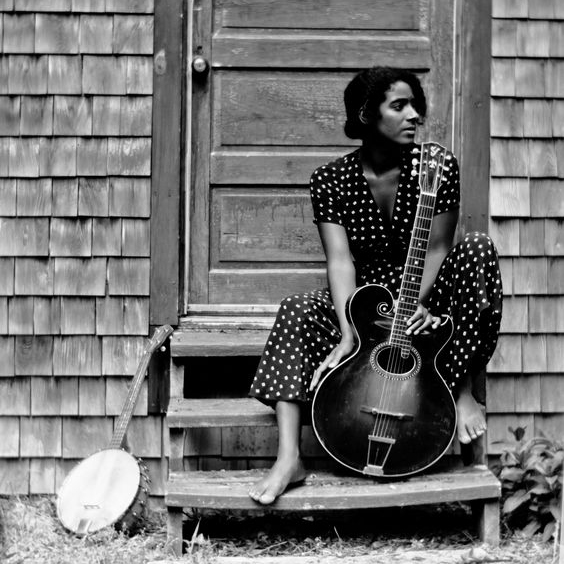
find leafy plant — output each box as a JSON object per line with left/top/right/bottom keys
{"left": 495, "top": 426, "right": 564, "bottom": 541}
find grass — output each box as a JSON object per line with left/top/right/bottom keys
{"left": 0, "top": 496, "right": 557, "bottom": 564}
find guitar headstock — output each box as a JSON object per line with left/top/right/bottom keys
{"left": 418, "top": 142, "right": 450, "bottom": 197}
{"left": 147, "top": 324, "right": 174, "bottom": 353}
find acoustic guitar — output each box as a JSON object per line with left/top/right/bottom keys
{"left": 57, "top": 324, "right": 173, "bottom": 535}
{"left": 312, "top": 142, "right": 457, "bottom": 478}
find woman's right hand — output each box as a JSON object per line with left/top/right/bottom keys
{"left": 309, "top": 335, "right": 355, "bottom": 391}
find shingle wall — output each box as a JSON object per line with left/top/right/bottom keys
{"left": 0, "top": 0, "right": 164, "bottom": 494}
{"left": 487, "top": 0, "right": 564, "bottom": 452}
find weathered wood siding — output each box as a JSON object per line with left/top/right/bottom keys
{"left": 0, "top": 1, "right": 165, "bottom": 494}
{"left": 487, "top": 0, "right": 564, "bottom": 453}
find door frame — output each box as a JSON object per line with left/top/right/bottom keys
{"left": 149, "top": 0, "right": 492, "bottom": 325}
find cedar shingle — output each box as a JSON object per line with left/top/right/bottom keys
{"left": 3, "top": 15, "right": 34, "bottom": 53}
{"left": 545, "top": 61, "right": 564, "bottom": 98}
{"left": 50, "top": 218, "right": 92, "bottom": 256}
{"left": 535, "top": 415, "right": 564, "bottom": 441}
{"left": 514, "top": 374, "right": 541, "bottom": 413}
{"left": 15, "top": 335, "right": 53, "bottom": 375}
{"left": 487, "top": 219, "right": 519, "bottom": 256}
{"left": 62, "top": 417, "right": 112, "bottom": 458}
{"left": 529, "top": 296, "right": 562, "bottom": 333}
{"left": 92, "top": 218, "right": 121, "bottom": 255}
{"left": 492, "top": 0, "right": 528, "bottom": 18}
{"left": 489, "top": 178, "right": 530, "bottom": 217}
{"left": 0, "top": 179, "right": 17, "bottom": 216}
{"left": 39, "top": 137, "right": 77, "bottom": 177}
{"left": 530, "top": 180, "right": 564, "bottom": 217}
{"left": 548, "top": 258, "right": 564, "bottom": 294}
{"left": 78, "top": 177, "right": 109, "bottom": 216}
{"left": 0, "top": 219, "right": 49, "bottom": 256}
{"left": 31, "top": 377, "right": 78, "bottom": 415}
{"left": 522, "top": 335, "right": 547, "bottom": 373}
{"left": 0, "top": 58, "right": 8, "bottom": 95}
{"left": 79, "top": 14, "right": 113, "bottom": 54}
{"left": 107, "top": 257, "right": 150, "bottom": 295}
{"left": 53, "top": 257, "right": 106, "bottom": 295}
{"left": 126, "top": 56, "right": 152, "bottom": 94}
{"left": 0, "top": 138, "right": 8, "bottom": 176}
{"left": 102, "top": 335, "right": 145, "bottom": 375}
{"left": 491, "top": 99, "right": 524, "bottom": 138}
{"left": 60, "top": 297, "right": 95, "bottom": 334}
{"left": 0, "top": 0, "right": 13, "bottom": 10}
{"left": 552, "top": 101, "right": 564, "bottom": 137}
{"left": 545, "top": 219, "right": 564, "bottom": 255}
{"left": 53, "top": 95, "right": 92, "bottom": 135}
{"left": 499, "top": 296, "right": 527, "bottom": 333}
{"left": 105, "top": 377, "right": 147, "bottom": 416}
{"left": 127, "top": 417, "right": 162, "bottom": 458}
{"left": 30, "top": 459, "right": 56, "bottom": 494}
{"left": 8, "top": 297, "right": 34, "bottom": 334}
{"left": 106, "top": 0, "right": 154, "bottom": 13}
{"left": 486, "top": 375, "right": 515, "bottom": 413}
{"left": 122, "top": 219, "right": 149, "bottom": 256}
{"left": 78, "top": 377, "right": 106, "bottom": 416}
{"left": 513, "top": 257, "right": 548, "bottom": 294}
{"left": 83, "top": 55, "right": 127, "bottom": 94}
{"left": 47, "top": 55, "right": 81, "bottom": 94}
{"left": 20, "top": 417, "right": 62, "bottom": 457}
{"left": 123, "top": 296, "right": 148, "bottom": 334}
{"left": 0, "top": 378, "right": 31, "bottom": 415}
{"left": 113, "top": 15, "right": 153, "bottom": 54}
{"left": 541, "top": 375, "right": 564, "bottom": 413}
{"left": 517, "top": 21, "right": 550, "bottom": 58}
{"left": 528, "top": 0, "right": 555, "bottom": 19}
{"left": 96, "top": 295, "right": 124, "bottom": 334}
{"left": 523, "top": 100, "right": 552, "bottom": 138}
{"left": 53, "top": 336, "right": 102, "bottom": 375}
{"left": 73, "top": 0, "right": 105, "bottom": 12}
{"left": 109, "top": 177, "right": 150, "bottom": 217}
{"left": 0, "top": 337, "right": 15, "bottom": 376}
{"left": 9, "top": 137, "right": 40, "bottom": 177}
{"left": 547, "top": 335, "right": 564, "bottom": 372}
{"left": 0, "top": 96, "right": 20, "bottom": 135}
{"left": 515, "top": 59, "right": 545, "bottom": 97}
{"left": 492, "top": 19, "right": 517, "bottom": 57}
{"left": 14, "top": 258, "right": 54, "bottom": 295}
{"left": 92, "top": 95, "right": 121, "bottom": 135}
{"left": 519, "top": 219, "right": 545, "bottom": 257}
{"left": 20, "top": 95, "right": 53, "bottom": 135}
{"left": 16, "top": 179, "right": 52, "bottom": 216}
{"left": 528, "top": 140, "right": 558, "bottom": 177}
{"left": 556, "top": 140, "right": 564, "bottom": 178}
{"left": 551, "top": 21, "right": 564, "bottom": 57}
{"left": 120, "top": 96, "right": 152, "bottom": 135}
{"left": 0, "top": 460, "right": 30, "bottom": 494}
{"left": 0, "top": 298, "right": 7, "bottom": 333}
{"left": 33, "top": 297, "right": 61, "bottom": 334}
{"left": 77, "top": 138, "right": 108, "bottom": 175}
{"left": 16, "top": 0, "right": 71, "bottom": 10}
{"left": 52, "top": 178, "right": 78, "bottom": 217}
{"left": 490, "top": 140, "right": 529, "bottom": 178}
{"left": 0, "top": 417, "right": 19, "bottom": 457}
{"left": 491, "top": 59, "right": 515, "bottom": 97}
{"left": 107, "top": 137, "right": 151, "bottom": 175}
{"left": 0, "top": 258, "right": 15, "bottom": 296}
{"left": 35, "top": 14, "right": 79, "bottom": 54}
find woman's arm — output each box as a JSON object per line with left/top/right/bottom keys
{"left": 309, "top": 222, "right": 357, "bottom": 389}
{"left": 406, "top": 208, "right": 458, "bottom": 335}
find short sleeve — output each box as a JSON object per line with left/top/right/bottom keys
{"left": 434, "top": 152, "right": 460, "bottom": 216}
{"left": 309, "top": 166, "right": 344, "bottom": 225}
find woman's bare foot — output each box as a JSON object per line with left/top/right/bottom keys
{"left": 456, "top": 389, "right": 486, "bottom": 444}
{"left": 248, "top": 456, "right": 306, "bottom": 505}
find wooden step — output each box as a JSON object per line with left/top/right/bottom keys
{"left": 166, "top": 397, "right": 276, "bottom": 428}
{"left": 170, "top": 329, "right": 270, "bottom": 358}
{"left": 165, "top": 466, "right": 501, "bottom": 511}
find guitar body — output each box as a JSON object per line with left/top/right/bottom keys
{"left": 57, "top": 448, "right": 149, "bottom": 535}
{"left": 312, "top": 284, "right": 457, "bottom": 478}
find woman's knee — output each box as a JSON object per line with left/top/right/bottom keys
{"left": 460, "top": 231, "right": 496, "bottom": 254}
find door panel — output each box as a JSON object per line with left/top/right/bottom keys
{"left": 188, "top": 0, "right": 454, "bottom": 306}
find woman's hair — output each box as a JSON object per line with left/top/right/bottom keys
{"left": 343, "top": 67, "right": 427, "bottom": 140}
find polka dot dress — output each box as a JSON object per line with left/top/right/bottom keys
{"left": 249, "top": 145, "right": 503, "bottom": 404}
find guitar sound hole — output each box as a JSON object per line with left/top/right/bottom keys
{"left": 369, "top": 344, "right": 421, "bottom": 380}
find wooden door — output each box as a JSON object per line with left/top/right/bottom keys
{"left": 186, "top": 0, "right": 455, "bottom": 307}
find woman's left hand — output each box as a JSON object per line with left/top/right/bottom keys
{"left": 405, "top": 304, "right": 441, "bottom": 335}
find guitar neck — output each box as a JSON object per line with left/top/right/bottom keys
{"left": 390, "top": 191, "right": 436, "bottom": 346}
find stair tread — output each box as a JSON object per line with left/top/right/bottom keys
{"left": 165, "top": 467, "right": 501, "bottom": 510}
{"left": 167, "top": 397, "right": 276, "bottom": 428}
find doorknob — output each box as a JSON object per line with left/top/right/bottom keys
{"left": 192, "top": 56, "right": 209, "bottom": 75}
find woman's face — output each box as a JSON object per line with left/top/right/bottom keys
{"left": 372, "top": 80, "right": 420, "bottom": 145}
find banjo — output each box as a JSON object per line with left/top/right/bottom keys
{"left": 57, "top": 325, "right": 174, "bottom": 535}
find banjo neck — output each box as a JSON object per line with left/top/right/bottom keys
{"left": 108, "top": 325, "right": 174, "bottom": 449}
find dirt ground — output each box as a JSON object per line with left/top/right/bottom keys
{"left": 0, "top": 496, "right": 556, "bottom": 564}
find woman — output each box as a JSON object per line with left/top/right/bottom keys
{"left": 248, "top": 67, "right": 503, "bottom": 505}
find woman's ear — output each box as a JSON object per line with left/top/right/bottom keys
{"left": 358, "top": 102, "right": 370, "bottom": 125}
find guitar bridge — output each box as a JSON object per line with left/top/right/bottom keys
{"left": 360, "top": 405, "right": 414, "bottom": 421}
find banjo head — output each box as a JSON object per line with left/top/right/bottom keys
{"left": 57, "top": 448, "right": 141, "bottom": 535}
